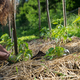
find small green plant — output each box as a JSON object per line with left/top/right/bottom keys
{"left": 16, "top": 39, "right": 32, "bottom": 61}
{"left": 10, "top": 39, "right": 32, "bottom": 62}
{"left": 51, "top": 24, "right": 72, "bottom": 46}
{"left": 44, "top": 46, "right": 65, "bottom": 60}
{"left": 7, "top": 40, "right": 32, "bottom": 63}
{"left": 40, "top": 27, "right": 50, "bottom": 39}
{"left": 52, "top": 17, "right": 73, "bottom": 46}
{"left": 0, "top": 34, "right": 14, "bottom": 51}
{"left": 16, "top": 66, "right": 18, "bottom": 74}
{"left": 0, "top": 34, "right": 32, "bottom": 63}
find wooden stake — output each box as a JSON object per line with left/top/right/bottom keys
{"left": 46, "top": 0, "right": 51, "bottom": 31}
{"left": 12, "top": 0, "right": 18, "bottom": 55}
{"left": 38, "top": 0, "right": 41, "bottom": 34}
{"left": 62, "top": 0, "right": 67, "bottom": 27}
{"left": 78, "top": 7, "right": 80, "bottom": 16}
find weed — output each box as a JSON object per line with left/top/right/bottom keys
{"left": 16, "top": 66, "right": 18, "bottom": 74}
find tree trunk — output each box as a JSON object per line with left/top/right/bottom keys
{"left": 38, "top": 0, "right": 41, "bottom": 35}
{"left": 12, "top": 0, "right": 18, "bottom": 55}
{"left": 62, "top": 0, "right": 67, "bottom": 27}
{"left": 46, "top": 0, "right": 51, "bottom": 31}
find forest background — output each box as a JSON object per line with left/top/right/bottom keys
{"left": 0, "top": 0, "right": 80, "bottom": 39}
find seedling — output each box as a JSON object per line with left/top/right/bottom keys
{"left": 44, "top": 46, "right": 65, "bottom": 60}
{"left": 16, "top": 66, "right": 18, "bottom": 74}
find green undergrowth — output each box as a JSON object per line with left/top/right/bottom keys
{"left": 0, "top": 34, "right": 39, "bottom": 63}
{"left": 51, "top": 24, "right": 80, "bottom": 38}
{"left": 0, "top": 34, "right": 39, "bottom": 44}
{"left": 44, "top": 15, "right": 80, "bottom": 60}
{"left": 0, "top": 34, "right": 37, "bottom": 63}
{"left": 18, "top": 35, "right": 39, "bottom": 41}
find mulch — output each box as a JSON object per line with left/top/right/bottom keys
{"left": 0, "top": 36, "right": 80, "bottom": 80}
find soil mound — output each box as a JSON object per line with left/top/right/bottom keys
{"left": 1, "top": 37, "right": 80, "bottom": 80}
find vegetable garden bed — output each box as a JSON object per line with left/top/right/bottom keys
{"left": 0, "top": 36, "right": 80, "bottom": 80}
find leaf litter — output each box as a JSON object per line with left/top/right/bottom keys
{"left": 1, "top": 36, "right": 80, "bottom": 80}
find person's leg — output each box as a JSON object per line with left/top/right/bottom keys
{"left": 0, "top": 51, "right": 10, "bottom": 60}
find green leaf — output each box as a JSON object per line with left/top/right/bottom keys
{"left": 16, "top": 66, "right": 18, "bottom": 74}
{"left": 73, "top": 16, "right": 80, "bottom": 23}
{"left": 53, "top": 22, "right": 58, "bottom": 24}
{"left": 63, "top": 35, "right": 67, "bottom": 40}
{"left": 48, "top": 47, "right": 54, "bottom": 53}
{"left": 17, "top": 53, "right": 23, "bottom": 60}
{"left": 68, "top": 38, "right": 72, "bottom": 41}
{"left": 46, "top": 51, "right": 49, "bottom": 54}
{"left": 50, "top": 56, "right": 53, "bottom": 60}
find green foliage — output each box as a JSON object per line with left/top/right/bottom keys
{"left": 52, "top": 18, "right": 63, "bottom": 25}
{"left": 66, "top": 0, "right": 75, "bottom": 11}
{"left": 1, "top": 33, "right": 10, "bottom": 41}
{"left": 66, "top": 14, "right": 80, "bottom": 37}
{"left": 67, "top": 14, "right": 78, "bottom": 26}
{"left": 16, "top": 0, "right": 79, "bottom": 37}
{"left": 16, "top": 66, "right": 18, "bottom": 74}
{"left": 0, "top": 34, "right": 13, "bottom": 49}
{"left": 66, "top": 0, "right": 80, "bottom": 11}
{"left": 16, "top": 0, "right": 63, "bottom": 32}
{"left": 0, "top": 34, "right": 32, "bottom": 63}
{"left": 18, "top": 35, "right": 39, "bottom": 41}
{"left": 17, "top": 0, "right": 38, "bottom": 28}
{"left": 51, "top": 17, "right": 74, "bottom": 45}
{"left": 44, "top": 46, "right": 65, "bottom": 60}
{"left": 7, "top": 39, "right": 32, "bottom": 63}
{"left": 73, "top": 16, "right": 80, "bottom": 23}
{"left": 0, "top": 0, "right": 79, "bottom": 39}
{"left": 51, "top": 25, "right": 68, "bottom": 44}
{"left": 16, "top": 39, "right": 32, "bottom": 61}
{"left": 40, "top": 27, "right": 50, "bottom": 39}
{"left": 41, "top": 12, "right": 48, "bottom": 28}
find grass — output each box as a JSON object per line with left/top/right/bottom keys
{"left": 0, "top": 35, "right": 39, "bottom": 44}
{"left": 18, "top": 35, "right": 39, "bottom": 41}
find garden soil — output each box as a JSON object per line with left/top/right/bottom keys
{"left": 1, "top": 36, "right": 80, "bottom": 80}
